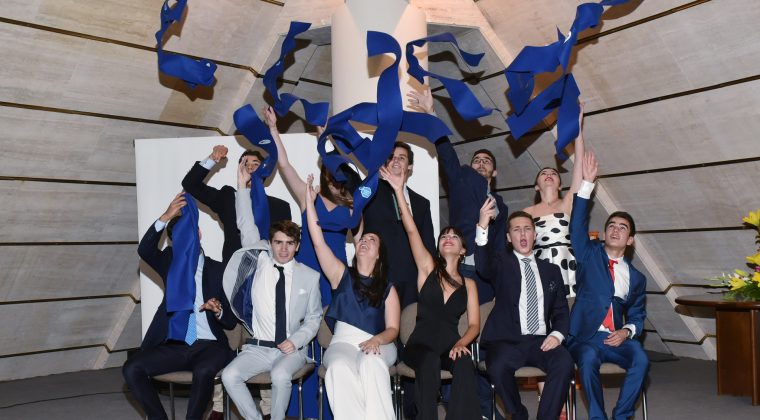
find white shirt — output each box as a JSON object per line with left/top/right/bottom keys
{"left": 577, "top": 180, "right": 637, "bottom": 338}
{"left": 251, "top": 255, "right": 294, "bottom": 341}
{"left": 476, "top": 226, "right": 564, "bottom": 342}
{"left": 153, "top": 219, "right": 216, "bottom": 341}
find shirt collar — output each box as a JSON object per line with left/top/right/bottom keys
{"left": 273, "top": 258, "right": 296, "bottom": 273}
{"left": 514, "top": 250, "right": 535, "bottom": 263}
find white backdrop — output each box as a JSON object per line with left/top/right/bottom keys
{"left": 134, "top": 133, "right": 439, "bottom": 336}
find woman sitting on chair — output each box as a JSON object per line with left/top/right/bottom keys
{"left": 381, "top": 165, "right": 481, "bottom": 420}
{"left": 304, "top": 174, "right": 400, "bottom": 420}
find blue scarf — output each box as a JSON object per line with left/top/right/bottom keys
{"left": 165, "top": 193, "right": 201, "bottom": 341}
{"left": 155, "top": 0, "right": 217, "bottom": 89}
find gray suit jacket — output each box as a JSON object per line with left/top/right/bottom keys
{"left": 222, "top": 189, "right": 321, "bottom": 354}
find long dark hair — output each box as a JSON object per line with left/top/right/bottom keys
{"left": 435, "top": 226, "right": 467, "bottom": 289}
{"left": 320, "top": 166, "right": 354, "bottom": 208}
{"left": 348, "top": 231, "right": 388, "bottom": 307}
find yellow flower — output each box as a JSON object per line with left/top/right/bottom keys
{"left": 742, "top": 209, "right": 760, "bottom": 227}
{"left": 753, "top": 272, "right": 760, "bottom": 284}
{"left": 747, "top": 253, "right": 760, "bottom": 266}
{"left": 729, "top": 276, "right": 746, "bottom": 290}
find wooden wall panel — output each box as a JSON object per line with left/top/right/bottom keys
{"left": 0, "top": 245, "right": 137, "bottom": 302}
{"left": 0, "top": 298, "right": 133, "bottom": 355}
{"left": 0, "top": 181, "right": 135, "bottom": 242}
{"left": 0, "top": 107, "right": 217, "bottom": 183}
{"left": 0, "top": 347, "right": 105, "bottom": 381}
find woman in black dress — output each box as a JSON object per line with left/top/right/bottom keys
{"left": 380, "top": 165, "right": 481, "bottom": 420}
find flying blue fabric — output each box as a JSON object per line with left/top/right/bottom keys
{"left": 406, "top": 33, "right": 495, "bottom": 121}
{"left": 504, "top": 0, "right": 631, "bottom": 157}
{"left": 155, "top": 0, "right": 217, "bottom": 89}
{"left": 165, "top": 193, "right": 201, "bottom": 341}
{"left": 263, "top": 21, "right": 330, "bottom": 126}
{"left": 233, "top": 104, "right": 280, "bottom": 240}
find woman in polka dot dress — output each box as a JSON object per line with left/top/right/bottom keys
{"left": 522, "top": 110, "right": 585, "bottom": 420}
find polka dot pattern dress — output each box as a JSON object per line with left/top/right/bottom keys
{"left": 533, "top": 213, "right": 577, "bottom": 297}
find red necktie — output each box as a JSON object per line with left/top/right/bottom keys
{"left": 602, "top": 259, "right": 618, "bottom": 331}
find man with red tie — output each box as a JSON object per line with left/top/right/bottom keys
{"left": 568, "top": 151, "right": 649, "bottom": 420}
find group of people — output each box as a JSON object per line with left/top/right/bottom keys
{"left": 123, "top": 89, "right": 649, "bottom": 420}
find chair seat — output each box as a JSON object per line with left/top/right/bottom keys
{"left": 599, "top": 362, "right": 627, "bottom": 375}
{"left": 245, "top": 362, "right": 316, "bottom": 384}
{"left": 153, "top": 369, "right": 223, "bottom": 384}
{"left": 477, "top": 361, "right": 547, "bottom": 378}
{"left": 395, "top": 362, "right": 453, "bottom": 380}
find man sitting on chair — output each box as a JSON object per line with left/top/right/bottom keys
{"left": 568, "top": 151, "right": 648, "bottom": 420}
{"left": 124, "top": 193, "right": 237, "bottom": 420}
{"left": 221, "top": 162, "right": 321, "bottom": 420}
{"left": 475, "top": 201, "right": 574, "bottom": 420}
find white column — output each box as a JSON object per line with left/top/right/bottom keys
{"left": 331, "top": 0, "right": 427, "bottom": 114}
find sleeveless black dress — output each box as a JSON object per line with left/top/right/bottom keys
{"left": 403, "top": 272, "right": 480, "bottom": 420}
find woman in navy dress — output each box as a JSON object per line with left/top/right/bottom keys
{"left": 381, "top": 165, "right": 481, "bottom": 420}
{"left": 305, "top": 174, "right": 400, "bottom": 419}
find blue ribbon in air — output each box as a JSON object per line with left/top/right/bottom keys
{"left": 263, "top": 21, "right": 330, "bottom": 126}
{"left": 155, "top": 0, "right": 217, "bottom": 88}
{"left": 233, "top": 105, "right": 280, "bottom": 240}
{"left": 505, "top": 0, "right": 631, "bottom": 158}
{"left": 406, "top": 33, "right": 495, "bottom": 121}
{"left": 165, "top": 193, "right": 200, "bottom": 341}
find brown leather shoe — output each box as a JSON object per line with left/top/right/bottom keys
{"left": 208, "top": 411, "right": 223, "bottom": 420}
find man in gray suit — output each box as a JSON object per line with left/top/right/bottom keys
{"left": 221, "top": 162, "right": 321, "bottom": 420}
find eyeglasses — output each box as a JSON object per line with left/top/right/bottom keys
{"left": 471, "top": 157, "right": 493, "bottom": 165}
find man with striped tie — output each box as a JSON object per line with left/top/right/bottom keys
{"left": 475, "top": 200, "right": 574, "bottom": 420}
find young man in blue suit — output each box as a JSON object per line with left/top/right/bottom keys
{"left": 475, "top": 202, "right": 574, "bottom": 420}
{"left": 569, "top": 152, "right": 649, "bottom": 420}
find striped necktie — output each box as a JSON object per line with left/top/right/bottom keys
{"left": 522, "top": 258, "right": 540, "bottom": 334}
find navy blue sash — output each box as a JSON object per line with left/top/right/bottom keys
{"left": 165, "top": 193, "right": 200, "bottom": 341}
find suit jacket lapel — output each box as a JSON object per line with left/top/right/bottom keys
{"left": 506, "top": 253, "right": 521, "bottom": 306}
{"left": 288, "top": 263, "right": 304, "bottom": 327}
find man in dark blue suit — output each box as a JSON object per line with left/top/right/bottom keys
{"left": 475, "top": 203, "right": 574, "bottom": 420}
{"left": 123, "top": 194, "right": 237, "bottom": 420}
{"left": 569, "top": 152, "right": 648, "bottom": 420}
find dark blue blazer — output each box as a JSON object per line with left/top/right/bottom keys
{"left": 436, "top": 137, "right": 508, "bottom": 255}
{"left": 475, "top": 232, "right": 570, "bottom": 345}
{"left": 137, "top": 224, "right": 237, "bottom": 352}
{"left": 568, "top": 195, "right": 646, "bottom": 344}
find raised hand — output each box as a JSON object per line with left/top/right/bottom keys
{"left": 407, "top": 88, "right": 434, "bottom": 114}
{"left": 209, "top": 145, "right": 228, "bottom": 163}
{"left": 159, "top": 192, "right": 186, "bottom": 222}
{"left": 379, "top": 165, "right": 405, "bottom": 192}
{"left": 582, "top": 150, "right": 598, "bottom": 182}
{"left": 305, "top": 174, "right": 319, "bottom": 203}
{"left": 478, "top": 196, "right": 497, "bottom": 228}
{"left": 237, "top": 160, "right": 251, "bottom": 189}
{"left": 263, "top": 106, "right": 277, "bottom": 129}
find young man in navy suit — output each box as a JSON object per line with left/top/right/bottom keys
{"left": 569, "top": 152, "right": 648, "bottom": 420}
{"left": 475, "top": 202, "right": 574, "bottom": 420}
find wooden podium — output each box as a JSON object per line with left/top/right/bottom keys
{"left": 675, "top": 293, "right": 760, "bottom": 405}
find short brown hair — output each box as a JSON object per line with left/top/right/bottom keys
{"left": 239, "top": 150, "right": 265, "bottom": 163}
{"left": 390, "top": 142, "right": 414, "bottom": 165}
{"left": 269, "top": 220, "right": 301, "bottom": 244}
{"left": 508, "top": 210, "right": 535, "bottom": 229}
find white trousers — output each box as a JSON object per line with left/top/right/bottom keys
{"left": 323, "top": 322, "right": 397, "bottom": 420}
{"left": 221, "top": 344, "right": 306, "bottom": 420}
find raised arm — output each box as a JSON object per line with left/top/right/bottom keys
{"left": 449, "top": 278, "right": 480, "bottom": 360}
{"left": 264, "top": 106, "right": 307, "bottom": 210}
{"left": 181, "top": 145, "right": 227, "bottom": 213}
{"left": 563, "top": 106, "right": 586, "bottom": 212}
{"left": 235, "top": 161, "right": 260, "bottom": 246}
{"left": 473, "top": 197, "right": 501, "bottom": 281}
{"left": 379, "top": 166, "right": 435, "bottom": 289}
{"left": 408, "top": 89, "right": 462, "bottom": 183}
{"left": 569, "top": 151, "right": 598, "bottom": 264}
{"left": 138, "top": 193, "right": 185, "bottom": 276}
{"left": 304, "top": 174, "right": 345, "bottom": 288}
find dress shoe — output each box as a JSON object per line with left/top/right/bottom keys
{"left": 208, "top": 410, "right": 223, "bottom": 420}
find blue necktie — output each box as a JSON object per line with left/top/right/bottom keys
{"left": 274, "top": 265, "right": 287, "bottom": 345}
{"left": 185, "top": 312, "right": 197, "bottom": 345}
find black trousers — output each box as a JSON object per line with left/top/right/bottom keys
{"left": 485, "top": 336, "right": 574, "bottom": 420}
{"left": 122, "top": 340, "right": 230, "bottom": 420}
{"left": 408, "top": 345, "right": 481, "bottom": 420}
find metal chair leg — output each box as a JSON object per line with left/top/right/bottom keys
{"left": 298, "top": 378, "right": 304, "bottom": 420}
{"left": 490, "top": 382, "right": 496, "bottom": 420}
{"left": 318, "top": 377, "right": 324, "bottom": 420}
{"left": 571, "top": 377, "right": 577, "bottom": 420}
{"left": 223, "top": 385, "right": 231, "bottom": 420}
{"left": 642, "top": 387, "right": 648, "bottom": 420}
{"left": 168, "top": 383, "right": 175, "bottom": 420}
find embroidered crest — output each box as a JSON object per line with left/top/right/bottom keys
{"left": 359, "top": 186, "right": 372, "bottom": 198}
